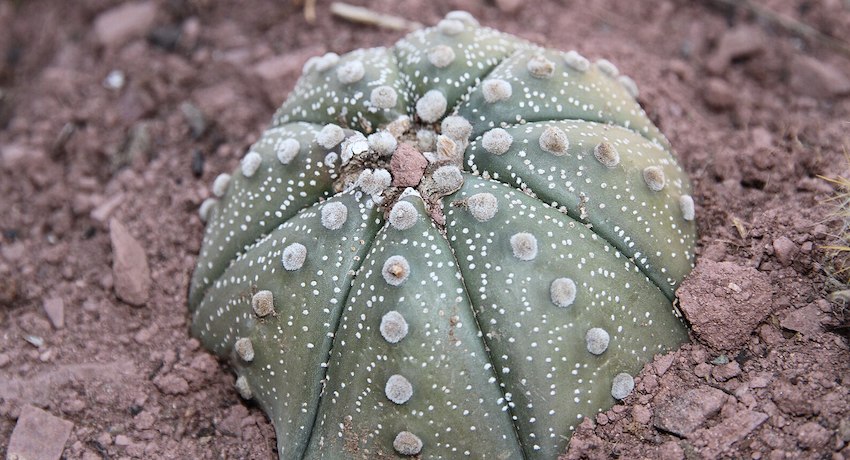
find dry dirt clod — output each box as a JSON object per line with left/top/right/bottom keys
{"left": 110, "top": 218, "right": 151, "bottom": 307}
{"left": 7, "top": 404, "right": 73, "bottom": 460}
{"left": 653, "top": 386, "right": 727, "bottom": 437}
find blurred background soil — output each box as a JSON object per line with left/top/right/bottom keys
{"left": 1, "top": 0, "right": 850, "bottom": 458}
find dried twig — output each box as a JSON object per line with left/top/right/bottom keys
{"left": 329, "top": 2, "right": 422, "bottom": 31}
{"left": 704, "top": 0, "right": 850, "bottom": 58}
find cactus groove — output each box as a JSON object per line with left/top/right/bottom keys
{"left": 190, "top": 11, "right": 696, "bottom": 460}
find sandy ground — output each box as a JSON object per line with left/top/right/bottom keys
{"left": 1, "top": 0, "right": 850, "bottom": 459}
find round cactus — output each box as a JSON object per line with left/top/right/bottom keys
{"left": 190, "top": 11, "right": 696, "bottom": 460}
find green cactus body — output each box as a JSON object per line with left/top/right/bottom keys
{"left": 190, "top": 11, "right": 695, "bottom": 459}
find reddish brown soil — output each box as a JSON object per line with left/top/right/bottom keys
{"left": 2, "top": 1, "right": 850, "bottom": 459}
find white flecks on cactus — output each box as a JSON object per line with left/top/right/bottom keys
{"left": 384, "top": 374, "right": 414, "bottom": 404}
{"left": 316, "top": 124, "right": 345, "bottom": 149}
{"left": 251, "top": 290, "right": 275, "bottom": 317}
{"left": 680, "top": 195, "right": 695, "bottom": 221}
{"left": 467, "top": 192, "right": 498, "bottom": 222}
{"left": 212, "top": 173, "right": 231, "bottom": 197}
{"left": 428, "top": 45, "right": 456, "bottom": 68}
{"left": 432, "top": 165, "right": 463, "bottom": 193}
{"left": 510, "top": 232, "right": 538, "bottom": 261}
{"left": 198, "top": 198, "right": 216, "bottom": 222}
{"left": 240, "top": 152, "right": 262, "bottom": 177}
{"left": 564, "top": 50, "right": 590, "bottom": 72}
{"left": 370, "top": 85, "right": 398, "bottom": 110}
{"left": 445, "top": 10, "right": 479, "bottom": 26}
{"left": 382, "top": 255, "right": 410, "bottom": 286}
{"left": 643, "top": 166, "right": 666, "bottom": 192}
{"left": 379, "top": 310, "right": 409, "bottom": 343}
{"left": 276, "top": 138, "right": 301, "bottom": 165}
{"left": 618, "top": 75, "right": 639, "bottom": 98}
{"left": 596, "top": 58, "right": 619, "bottom": 78}
{"left": 539, "top": 126, "right": 570, "bottom": 156}
{"left": 336, "top": 59, "right": 365, "bottom": 84}
{"left": 482, "top": 79, "right": 512, "bottom": 103}
{"left": 437, "top": 18, "right": 464, "bottom": 35}
{"left": 441, "top": 115, "right": 472, "bottom": 142}
{"left": 320, "top": 202, "right": 348, "bottom": 230}
{"left": 549, "top": 277, "right": 577, "bottom": 308}
{"left": 593, "top": 141, "right": 620, "bottom": 168}
{"left": 611, "top": 373, "right": 635, "bottom": 400}
{"left": 234, "top": 375, "right": 252, "bottom": 400}
{"left": 585, "top": 328, "right": 610, "bottom": 355}
{"left": 282, "top": 242, "right": 307, "bottom": 271}
{"left": 367, "top": 131, "right": 397, "bottom": 156}
{"left": 389, "top": 200, "right": 419, "bottom": 230}
{"left": 527, "top": 54, "right": 556, "bottom": 79}
{"left": 235, "top": 337, "right": 255, "bottom": 361}
{"left": 416, "top": 90, "right": 448, "bottom": 123}
{"left": 393, "top": 431, "right": 423, "bottom": 456}
{"left": 482, "top": 128, "right": 513, "bottom": 155}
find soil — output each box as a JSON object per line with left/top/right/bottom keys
{"left": 1, "top": 0, "right": 850, "bottom": 459}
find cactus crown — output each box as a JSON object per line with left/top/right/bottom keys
{"left": 190, "top": 11, "right": 695, "bottom": 459}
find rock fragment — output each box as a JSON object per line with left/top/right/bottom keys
{"left": 42, "top": 297, "right": 65, "bottom": 329}
{"left": 772, "top": 236, "right": 797, "bottom": 266}
{"left": 696, "top": 410, "right": 768, "bottom": 458}
{"left": 653, "top": 386, "right": 727, "bottom": 437}
{"left": 789, "top": 55, "right": 850, "bottom": 99}
{"left": 94, "top": 1, "right": 158, "bottom": 48}
{"left": 7, "top": 405, "right": 73, "bottom": 460}
{"left": 706, "top": 26, "right": 766, "bottom": 74}
{"left": 110, "top": 219, "right": 151, "bottom": 307}
{"left": 389, "top": 143, "right": 427, "bottom": 187}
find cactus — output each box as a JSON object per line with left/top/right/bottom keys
{"left": 190, "top": 11, "right": 696, "bottom": 459}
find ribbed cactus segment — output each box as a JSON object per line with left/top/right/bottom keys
{"left": 273, "top": 48, "right": 410, "bottom": 133}
{"left": 191, "top": 191, "right": 381, "bottom": 459}
{"left": 466, "top": 120, "right": 696, "bottom": 298}
{"left": 189, "top": 122, "right": 336, "bottom": 310}
{"left": 456, "top": 48, "right": 671, "bottom": 150}
{"left": 394, "top": 24, "right": 528, "bottom": 113}
{"left": 305, "top": 192, "right": 523, "bottom": 459}
{"left": 443, "top": 175, "right": 689, "bottom": 458}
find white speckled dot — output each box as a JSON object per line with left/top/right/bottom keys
{"left": 482, "top": 128, "right": 513, "bottom": 155}
{"left": 251, "top": 290, "right": 275, "bottom": 317}
{"left": 368, "top": 131, "right": 397, "bottom": 156}
{"left": 539, "top": 126, "right": 569, "bottom": 156}
{"left": 643, "top": 166, "right": 666, "bottom": 192}
{"left": 235, "top": 337, "right": 254, "bottom": 361}
{"left": 510, "top": 232, "right": 538, "bottom": 261}
{"left": 240, "top": 152, "right": 262, "bottom": 177}
{"left": 611, "top": 373, "right": 635, "bottom": 400}
{"left": 336, "top": 59, "right": 365, "bottom": 84}
{"left": 437, "top": 18, "right": 464, "bottom": 35}
{"left": 380, "top": 311, "right": 409, "bottom": 343}
{"left": 212, "top": 173, "right": 230, "bottom": 197}
{"left": 416, "top": 90, "right": 447, "bottom": 123}
{"left": 428, "top": 45, "right": 456, "bottom": 68}
{"left": 370, "top": 85, "right": 398, "bottom": 109}
{"left": 235, "top": 376, "right": 252, "bottom": 399}
{"left": 680, "top": 195, "right": 695, "bottom": 221}
{"left": 441, "top": 116, "right": 472, "bottom": 142}
{"left": 393, "top": 431, "right": 423, "bottom": 456}
{"left": 593, "top": 142, "right": 620, "bottom": 168}
{"left": 321, "top": 202, "right": 348, "bottom": 230}
{"left": 276, "top": 138, "right": 300, "bottom": 165}
{"left": 596, "top": 58, "right": 619, "bottom": 77}
{"left": 585, "top": 328, "right": 610, "bottom": 355}
{"left": 564, "top": 50, "right": 590, "bottom": 72}
{"left": 389, "top": 201, "right": 418, "bottom": 230}
{"left": 482, "top": 79, "right": 512, "bottom": 103}
{"left": 282, "top": 242, "right": 307, "bottom": 271}
{"left": 550, "top": 277, "right": 577, "bottom": 308}
{"left": 467, "top": 193, "right": 498, "bottom": 222}
{"left": 527, "top": 54, "right": 555, "bottom": 79}
{"left": 198, "top": 198, "right": 216, "bottom": 222}
{"left": 316, "top": 124, "right": 345, "bottom": 149}
{"left": 382, "top": 255, "right": 410, "bottom": 286}
{"left": 385, "top": 374, "right": 413, "bottom": 404}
